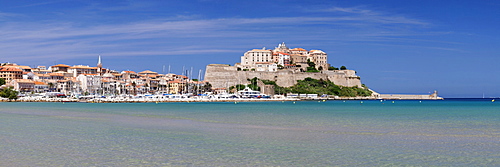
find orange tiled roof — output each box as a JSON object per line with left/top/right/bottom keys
{"left": 34, "top": 81, "right": 47, "bottom": 85}
{"left": 49, "top": 73, "right": 65, "bottom": 76}
{"left": 122, "top": 71, "right": 136, "bottom": 74}
{"left": 0, "top": 67, "right": 23, "bottom": 72}
{"left": 4, "top": 64, "right": 32, "bottom": 69}
{"left": 13, "top": 79, "right": 35, "bottom": 83}
{"left": 291, "top": 48, "right": 307, "bottom": 51}
{"left": 138, "top": 70, "right": 158, "bottom": 74}
{"left": 309, "top": 50, "right": 326, "bottom": 54}
{"left": 69, "top": 65, "right": 97, "bottom": 69}
{"left": 52, "top": 64, "right": 71, "bottom": 67}
{"left": 177, "top": 75, "right": 188, "bottom": 79}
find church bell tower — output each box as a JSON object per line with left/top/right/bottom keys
{"left": 97, "top": 55, "right": 103, "bottom": 76}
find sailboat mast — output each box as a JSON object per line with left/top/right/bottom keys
{"left": 197, "top": 69, "right": 202, "bottom": 94}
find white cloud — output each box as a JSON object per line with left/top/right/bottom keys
{"left": 0, "top": 11, "right": 21, "bottom": 20}
{"left": 0, "top": 13, "right": 429, "bottom": 40}
{"left": 0, "top": 10, "right": 439, "bottom": 65}
{"left": 12, "top": 1, "right": 64, "bottom": 8}
{"left": 321, "top": 6, "right": 373, "bottom": 14}
{"left": 309, "top": 6, "right": 428, "bottom": 26}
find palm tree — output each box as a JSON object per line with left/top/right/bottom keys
{"left": 131, "top": 82, "right": 137, "bottom": 95}
{"left": 47, "top": 82, "right": 55, "bottom": 92}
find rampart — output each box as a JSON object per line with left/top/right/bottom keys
{"left": 378, "top": 91, "right": 443, "bottom": 100}
{"left": 204, "top": 64, "right": 362, "bottom": 88}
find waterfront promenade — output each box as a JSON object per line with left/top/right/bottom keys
{"left": 3, "top": 96, "right": 301, "bottom": 103}
{"left": 2, "top": 96, "right": 442, "bottom": 103}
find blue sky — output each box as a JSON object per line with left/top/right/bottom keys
{"left": 1, "top": 0, "right": 499, "bottom": 97}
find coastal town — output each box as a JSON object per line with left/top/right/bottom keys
{"left": 1, "top": 43, "right": 441, "bottom": 102}
{"left": 0, "top": 57, "right": 214, "bottom": 102}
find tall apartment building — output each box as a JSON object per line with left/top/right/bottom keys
{"left": 309, "top": 50, "right": 328, "bottom": 70}
{"left": 0, "top": 66, "right": 23, "bottom": 83}
{"left": 240, "top": 48, "right": 273, "bottom": 70}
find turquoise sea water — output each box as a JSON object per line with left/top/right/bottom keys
{"left": 0, "top": 100, "right": 499, "bottom": 166}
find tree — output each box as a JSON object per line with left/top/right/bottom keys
{"left": 229, "top": 84, "right": 246, "bottom": 93}
{"left": 328, "top": 66, "right": 339, "bottom": 70}
{"left": 306, "top": 59, "right": 319, "bottom": 72}
{"left": 47, "top": 82, "right": 55, "bottom": 91}
{"left": 201, "top": 83, "right": 212, "bottom": 93}
{"left": 286, "top": 77, "right": 371, "bottom": 97}
{"left": 131, "top": 82, "right": 137, "bottom": 95}
{"left": 0, "top": 87, "right": 18, "bottom": 100}
{"left": 247, "top": 77, "right": 260, "bottom": 91}
{"left": 340, "top": 66, "right": 347, "bottom": 70}
{"left": 236, "top": 84, "right": 246, "bottom": 90}
{"left": 0, "top": 78, "right": 5, "bottom": 86}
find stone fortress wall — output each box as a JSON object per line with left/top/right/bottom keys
{"left": 377, "top": 91, "right": 443, "bottom": 100}
{"left": 204, "top": 64, "right": 362, "bottom": 89}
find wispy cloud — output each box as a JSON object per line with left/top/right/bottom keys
{"left": 1, "top": 15, "right": 430, "bottom": 42}
{"left": 13, "top": 1, "right": 64, "bottom": 8}
{"left": 0, "top": 5, "right": 449, "bottom": 66}
{"left": 84, "top": 1, "right": 154, "bottom": 12}
{"left": 309, "top": 6, "right": 428, "bottom": 26}
{"left": 0, "top": 11, "right": 21, "bottom": 20}
{"left": 320, "top": 6, "right": 374, "bottom": 14}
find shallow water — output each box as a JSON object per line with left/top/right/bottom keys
{"left": 1, "top": 100, "right": 499, "bottom": 166}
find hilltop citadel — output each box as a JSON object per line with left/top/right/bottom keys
{"left": 205, "top": 42, "right": 362, "bottom": 89}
